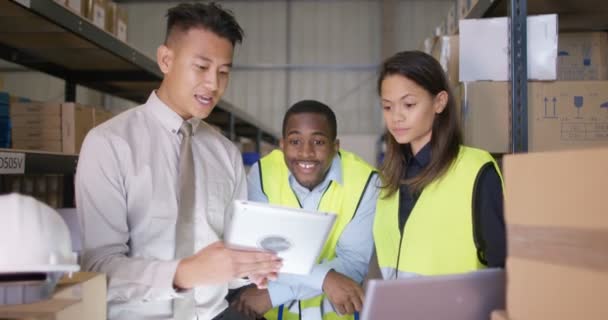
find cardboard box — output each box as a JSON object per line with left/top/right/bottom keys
{"left": 434, "top": 19, "right": 447, "bottom": 37}
{"left": 11, "top": 139, "right": 63, "bottom": 152}
{"left": 446, "top": 3, "right": 458, "bottom": 35}
{"left": 491, "top": 310, "right": 509, "bottom": 320}
{"left": 93, "top": 108, "right": 113, "bottom": 126}
{"left": 462, "top": 81, "right": 608, "bottom": 153}
{"left": 105, "top": 2, "right": 128, "bottom": 40}
{"left": 10, "top": 103, "right": 61, "bottom": 117}
{"left": 431, "top": 35, "right": 459, "bottom": 87}
{"left": 54, "top": 0, "right": 85, "bottom": 16}
{"left": 11, "top": 127, "right": 62, "bottom": 140}
{"left": 460, "top": 14, "right": 558, "bottom": 81}
{"left": 61, "top": 103, "right": 94, "bottom": 154}
{"left": 84, "top": 0, "right": 108, "bottom": 30}
{"left": 558, "top": 32, "right": 608, "bottom": 81}
{"left": 0, "top": 272, "right": 106, "bottom": 320}
{"left": 10, "top": 115, "right": 62, "bottom": 130}
{"left": 503, "top": 148, "right": 608, "bottom": 320}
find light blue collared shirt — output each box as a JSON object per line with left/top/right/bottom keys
{"left": 247, "top": 153, "right": 380, "bottom": 306}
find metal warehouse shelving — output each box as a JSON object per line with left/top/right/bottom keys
{"left": 465, "top": 0, "right": 607, "bottom": 153}
{"left": 0, "top": 0, "right": 278, "bottom": 206}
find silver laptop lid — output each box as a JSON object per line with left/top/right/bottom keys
{"left": 361, "top": 268, "right": 505, "bottom": 320}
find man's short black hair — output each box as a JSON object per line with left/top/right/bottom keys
{"left": 165, "top": 2, "right": 244, "bottom": 46}
{"left": 282, "top": 100, "right": 337, "bottom": 140}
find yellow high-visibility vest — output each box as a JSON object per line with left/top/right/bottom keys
{"left": 374, "top": 146, "right": 502, "bottom": 279}
{"left": 259, "top": 149, "right": 376, "bottom": 320}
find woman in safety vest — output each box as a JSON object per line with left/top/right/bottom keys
{"left": 373, "top": 51, "right": 506, "bottom": 280}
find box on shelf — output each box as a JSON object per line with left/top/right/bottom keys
{"left": 446, "top": 2, "right": 458, "bottom": 35}
{"left": 460, "top": 14, "right": 558, "bottom": 81}
{"left": 61, "top": 103, "right": 95, "bottom": 154}
{"left": 0, "top": 272, "right": 106, "bottom": 320}
{"left": 11, "top": 139, "right": 63, "bottom": 152}
{"left": 84, "top": 0, "right": 108, "bottom": 30}
{"left": 503, "top": 148, "right": 608, "bottom": 320}
{"left": 8, "top": 102, "right": 94, "bottom": 154}
{"left": 458, "top": 0, "right": 479, "bottom": 20}
{"left": 93, "top": 108, "right": 113, "bottom": 126}
{"left": 431, "top": 35, "right": 459, "bottom": 87}
{"left": 558, "top": 32, "right": 608, "bottom": 81}
{"left": 462, "top": 81, "right": 608, "bottom": 153}
{"left": 55, "top": 0, "right": 85, "bottom": 16}
{"left": 106, "top": 1, "right": 128, "bottom": 40}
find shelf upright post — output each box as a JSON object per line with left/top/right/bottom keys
{"left": 256, "top": 128, "right": 262, "bottom": 155}
{"left": 229, "top": 112, "right": 236, "bottom": 142}
{"left": 509, "top": 0, "right": 528, "bottom": 153}
{"left": 65, "top": 80, "right": 76, "bottom": 102}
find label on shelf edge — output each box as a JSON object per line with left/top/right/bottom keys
{"left": 0, "top": 152, "right": 26, "bottom": 174}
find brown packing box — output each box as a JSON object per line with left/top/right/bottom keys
{"left": 10, "top": 115, "right": 62, "bottom": 130}
{"left": 109, "top": 4, "right": 128, "bottom": 42}
{"left": 431, "top": 35, "right": 459, "bottom": 87}
{"left": 490, "top": 310, "right": 509, "bottom": 320}
{"left": 105, "top": 1, "right": 116, "bottom": 34}
{"left": 446, "top": 3, "right": 458, "bottom": 35}
{"left": 93, "top": 108, "right": 113, "bottom": 126}
{"left": 463, "top": 81, "right": 608, "bottom": 153}
{"left": 0, "top": 272, "right": 106, "bottom": 320}
{"left": 558, "top": 32, "right": 608, "bottom": 81}
{"left": 56, "top": 0, "right": 85, "bottom": 16}
{"left": 61, "top": 103, "right": 94, "bottom": 154}
{"left": 84, "top": 0, "right": 108, "bottom": 30}
{"left": 10, "top": 103, "right": 61, "bottom": 117}
{"left": 11, "top": 127, "right": 62, "bottom": 140}
{"left": 503, "top": 148, "right": 608, "bottom": 320}
{"left": 11, "top": 139, "right": 63, "bottom": 153}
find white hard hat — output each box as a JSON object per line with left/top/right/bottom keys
{"left": 0, "top": 193, "right": 79, "bottom": 274}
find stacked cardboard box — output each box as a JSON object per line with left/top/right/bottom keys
{"left": 501, "top": 148, "right": 608, "bottom": 320}
{"left": 54, "top": 0, "right": 85, "bottom": 16}
{"left": 107, "top": 2, "right": 128, "bottom": 42}
{"left": 61, "top": 103, "right": 95, "bottom": 154}
{"left": 0, "top": 272, "right": 106, "bottom": 320}
{"left": 93, "top": 108, "right": 114, "bottom": 127}
{"left": 10, "top": 102, "right": 63, "bottom": 152}
{"left": 9, "top": 102, "right": 95, "bottom": 154}
{"left": 558, "top": 32, "right": 608, "bottom": 81}
{"left": 462, "top": 81, "right": 608, "bottom": 153}
{"left": 84, "top": 0, "right": 109, "bottom": 30}
{"left": 431, "top": 35, "right": 459, "bottom": 87}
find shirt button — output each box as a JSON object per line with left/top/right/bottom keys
{"left": 172, "top": 129, "right": 176, "bottom": 133}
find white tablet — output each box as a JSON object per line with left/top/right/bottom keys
{"left": 225, "top": 200, "right": 336, "bottom": 275}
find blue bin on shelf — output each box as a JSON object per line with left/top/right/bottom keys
{"left": 0, "top": 92, "right": 9, "bottom": 105}
{"left": 0, "top": 115, "right": 11, "bottom": 148}
{"left": 242, "top": 152, "right": 260, "bottom": 167}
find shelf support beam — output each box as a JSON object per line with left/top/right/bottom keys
{"left": 509, "top": 0, "right": 528, "bottom": 153}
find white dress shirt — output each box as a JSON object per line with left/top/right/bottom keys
{"left": 76, "top": 92, "right": 247, "bottom": 320}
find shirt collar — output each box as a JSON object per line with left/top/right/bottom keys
{"left": 288, "top": 153, "right": 343, "bottom": 192}
{"left": 406, "top": 142, "right": 432, "bottom": 168}
{"left": 145, "top": 91, "right": 202, "bottom": 135}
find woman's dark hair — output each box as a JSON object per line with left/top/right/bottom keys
{"left": 165, "top": 2, "right": 244, "bottom": 46}
{"left": 377, "top": 50, "right": 462, "bottom": 197}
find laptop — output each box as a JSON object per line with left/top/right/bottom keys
{"left": 225, "top": 200, "right": 336, "bottom": 275}
{"left": 360, "top": 268, "right": 505, "bottom": 320}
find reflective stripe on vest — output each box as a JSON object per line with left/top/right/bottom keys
{"left": 259, "top": 149, "right": 375, "bottom": 320}
{"left": 373, "top": 146, "right": 503, "bottom": 279}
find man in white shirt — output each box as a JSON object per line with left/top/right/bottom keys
{"left": 76, "top": 3, "right": 282, "bottom": 320}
